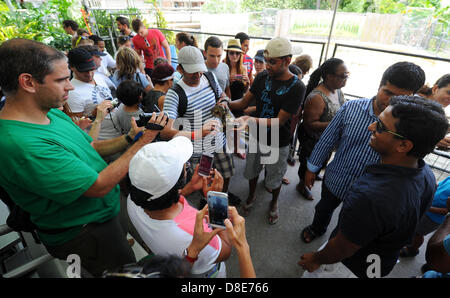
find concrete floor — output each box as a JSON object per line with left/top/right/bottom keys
{"left": 130, "top": 154, "right": 432, "bottom": 278}
{"left": 217, "top": 156, "right": 428, "bottom": 278}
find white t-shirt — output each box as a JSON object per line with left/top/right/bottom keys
{"left": 127, "top": 196, "right": 222, "bottom": 275}
{"left": 98, "top": 52, "right": 116, "bottom": 77}
{"left": 67, "top": 77, "right": 112, "bottom": 115}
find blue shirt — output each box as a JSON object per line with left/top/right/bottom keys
{"left": 426, "top": 177, "right": 450, "bottom": 224}
{"left": 307, "top": 97, "right": 380, "bottom": 199}
{"left": 335, "top": 160, "right": 436, "bottom": 278}
{"left": 111, "top": 71, "right": 150, "bottom": 89}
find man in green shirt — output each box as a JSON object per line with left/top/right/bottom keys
{"left": 0, "top": 39, "right": 167, "bottom": 277}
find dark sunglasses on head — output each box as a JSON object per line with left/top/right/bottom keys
{"left": 376, "top": 118, "right": 405, "bottom": 139}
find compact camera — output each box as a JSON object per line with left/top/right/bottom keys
{"left": 135, "top": 112, "right": 168, "bottom": 127}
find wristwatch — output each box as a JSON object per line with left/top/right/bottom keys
{"left": 182, "top": 248, "right": 198, "bottom": 264}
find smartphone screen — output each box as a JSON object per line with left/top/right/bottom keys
{"left": 198, "top": 154, "right": 214, "bottom": 177}
{"left": 207, "top": 192, "right": 228, "bottom": 228}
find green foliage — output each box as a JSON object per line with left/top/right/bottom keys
{"left": 201, "top": 0, "right": 241, "bottom": 14}
{"left": 0, "top": 0, "right": 80, "bottom": 51}
{"left": 142, "top": 0, "right": 175, "bottom": 44}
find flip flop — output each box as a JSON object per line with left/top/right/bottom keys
{"left": 301, "top": 225, "right": 318, "bottom": 243}
{"left": 268, "top": 205, "right": 279, "bottom": 225}
{"left": 296, "top": 184, "right": 313, "bottom": 200}
{"left": 242, "top": 199, "right": 256, "bottom": 217}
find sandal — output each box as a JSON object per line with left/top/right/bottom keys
{"left": 268, "top": 205, "right": 279, "bottom": 225}
{"left": 296, "top": 183, "right": 313, "bottom": 200}
{"left": 301, "top": 225, "right": 318, "bottom": 243}
{"left": 242, "top": 199, "right": 256, "bottom": 217}
{"left": 399, "top": 246, "right": 419, "bottom": 257}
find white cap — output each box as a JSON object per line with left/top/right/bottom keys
{"left": 129, "top": 136, "right": 193, "bottom": 201}
{"left": 264, "top": 37, "right": 293, "bottom": 58}
{"left": 178, "top": 46, "right": 207, "bottom": 74}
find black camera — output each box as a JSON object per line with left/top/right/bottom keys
{"left": 135, "top": 112, "right": 168, "bottom": 127}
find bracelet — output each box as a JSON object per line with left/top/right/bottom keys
{"left": 183, "top": 248, "right": 198, "bottom": 265}
{"left": 191, "top": 131, "right": 195, "bottom": 140}
{"left": 219, "top": 98, "right": 230, "bottom": 105}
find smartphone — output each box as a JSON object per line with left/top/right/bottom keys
{"left": 207, "top": 191, "right": 229, "bottom": 229}
{"left": 198, "top": 153, "right": 214, "bottom": 177}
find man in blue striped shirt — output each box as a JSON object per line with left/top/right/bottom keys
{"left": 301, "top": 62, "right": 426, "bottom": 243}
{"left": 161, "top": 46, "right": 241, "bottom": 206}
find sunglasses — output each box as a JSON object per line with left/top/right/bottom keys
{"left": 228, "top": 51, "right": 241, "bottom": 56}
{"left": 376, "top": 118, "right": 405, "bottom": 139}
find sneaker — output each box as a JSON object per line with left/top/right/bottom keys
{"left": 228, "top": 192, "right": 241, "bottom": 206}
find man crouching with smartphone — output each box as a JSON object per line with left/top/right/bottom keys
{"left": 126, "top": 135, "right": 232, "bottom": 277}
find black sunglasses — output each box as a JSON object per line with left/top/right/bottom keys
{"left": 376, "top": 118, "right": 405, "bottom": 139}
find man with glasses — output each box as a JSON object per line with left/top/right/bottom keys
{"left": 300, "top": 62, "right": 426, "bottom": 244}
{"left": 299, "top": 95, "right": 448, "bottom": 278}
{"left": 227, "top": 37, "right": 306, "bottom": 224}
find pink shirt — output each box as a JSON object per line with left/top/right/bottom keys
{"left": 127, "top": 196, "right": 221, "bottom": 275}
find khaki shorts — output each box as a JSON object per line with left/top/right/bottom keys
{"left": 244, "top": 145, "right": 289, "bottom": 190}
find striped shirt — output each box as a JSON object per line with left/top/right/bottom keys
{"left": 163, "top": 74, "right": 225, "bottom": 154}
{"left": 307, "top": 97, "right": 380, "bottom": 200}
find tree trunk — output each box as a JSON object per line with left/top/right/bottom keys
{"left": 316, "top": 0, "right": 321, "bottom": 10}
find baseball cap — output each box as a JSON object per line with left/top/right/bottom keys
{"left": 68, "top": 48, "right": 97, "bottom": 72}
{"left": 129, "top": 136, "right": 193, "bottom": 203}
{"left": 151, "top": 63, "right": 175, "bottom": 83}
{"left": 178, "top": 46, "right": 207, "bottom": 74}
{"left": 264, "top": 37, "right": 293, "bottom": 58}
{"left": 254, "top": 49, "right": 265, "bottom": 62}
{"left": 77, "top": 45, "right": 107, "bottom": 57}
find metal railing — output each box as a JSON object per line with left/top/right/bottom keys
{"left": 332, "top": 43, "right": 450, "bottom": 63}
{"left": 154, "top": 28, "right": 327, "bottom": 65}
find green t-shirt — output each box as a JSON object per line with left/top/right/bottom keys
{"left": 0, "top": 109, "right": 120, "bottom": 246}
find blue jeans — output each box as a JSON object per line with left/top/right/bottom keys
{"left": 310, "top": 181, "right": 342, "bottom": 236}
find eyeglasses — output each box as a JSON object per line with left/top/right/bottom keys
{"left": 228, "top": 51, "right": 241, "bottom": 56}
{"left": 333, "top": 72, "right": 350, "bottom": 80}
{"left": 376, "top": 118, "right": 406, "bottom": 139}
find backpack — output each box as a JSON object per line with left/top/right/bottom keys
{"left": 171, "top": 71, "right": 221, "bottom": 118}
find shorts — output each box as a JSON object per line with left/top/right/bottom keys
{"left": 244, "top": 145, "right": 289, "bottom": 190}
{"left": 190, "top": 151, "right": 235, "bottom": 179}
{"left": 415, "top": 214, "right": 440, "bottom": 236}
